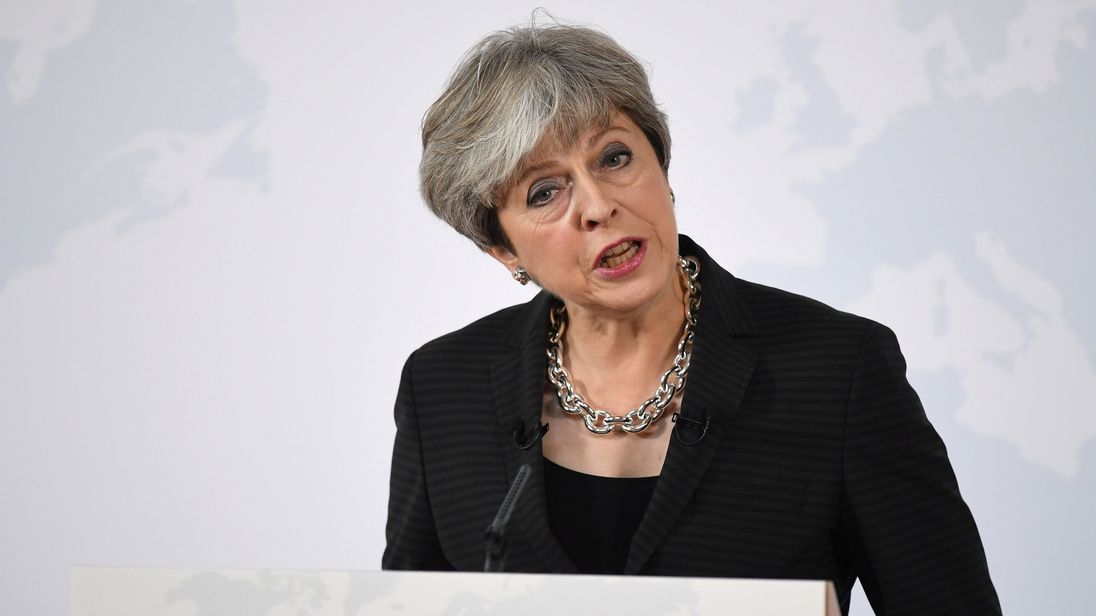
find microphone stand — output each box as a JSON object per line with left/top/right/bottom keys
{"left": 484, "top": 463, "right": 531, "bottom": 572}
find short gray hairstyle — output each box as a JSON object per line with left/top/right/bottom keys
{"left": 419, "top": 22, "right": 672, "bottom": 251}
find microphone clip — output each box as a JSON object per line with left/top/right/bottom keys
{"left": 513, "top": 422, "right": 549, "bottom": 450}
{"left": 671, "top": 412, "right": 710, "bottom": 446}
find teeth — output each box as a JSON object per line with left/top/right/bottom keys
{"left": 600, "top": 241, "right": 639, "bottom": 268}
{"left": 605, "top": 242, "right": 631, "bottom": 258}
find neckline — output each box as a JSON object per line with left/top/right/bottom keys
{"left": 543, "top": 457, "right": 659, "bottom": 481}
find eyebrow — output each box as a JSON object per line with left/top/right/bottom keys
{"left": 586, "top": 124, "right": 625, "bottom": 149}
{"left": 517, "top": 159, "right": 556, "bottom": 181}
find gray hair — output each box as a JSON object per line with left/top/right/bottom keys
{"left": 419, "top": 22, "right": 672, "bottom": 250}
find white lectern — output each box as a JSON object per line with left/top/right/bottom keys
{"left": 71, "top": 567, "right": 840, "bottom": 615}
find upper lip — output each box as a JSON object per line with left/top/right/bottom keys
{"left": 594, "top": 237, "right": 642, "bottom": 268}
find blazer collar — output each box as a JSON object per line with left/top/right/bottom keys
{"left": 677, "top": 234, "right": 757, "bottom": 337}
{"left": 489, "top": 234, "right": 759, "bottom": 574}
{"left": 490, "top": 289, "right": 575, "bottom": 571}
{"left": 627, "top": 234, "right": 759, "bottom": 572}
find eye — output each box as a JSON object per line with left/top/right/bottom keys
{"left": 599, "top": 145, "right": 632, "bottom": 169}
{"left": 527, "top": 181, "right": 562, "bottom": 208}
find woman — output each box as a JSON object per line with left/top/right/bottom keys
{"left": 383, "top": 22, "right": 1001, "bottom": 615}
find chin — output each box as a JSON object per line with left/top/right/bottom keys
{"left": 608, "top": 275, "right": 676, "bottom": 314}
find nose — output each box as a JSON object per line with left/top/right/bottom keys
{"left": 573, "top": 177, "right": 617, "bottom": 230}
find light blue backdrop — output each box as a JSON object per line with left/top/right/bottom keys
{"left": 2, "top": 1, "right": 1094, "bottom": 613}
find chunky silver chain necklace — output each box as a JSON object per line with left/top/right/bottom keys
{"left": 546, "top": 256, "right": 701, "bottom": 434}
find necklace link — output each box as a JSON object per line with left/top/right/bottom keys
{"left": 546, "top": 256, "right": 701, "bottom": 435}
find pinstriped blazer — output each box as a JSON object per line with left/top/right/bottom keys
{"left": 383, "top": 235, "right": 1001, "bottom": 615}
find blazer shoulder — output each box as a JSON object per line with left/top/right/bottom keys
{"left": 732, "top": 276, "right": 889, "bottom": 341}
{"left": 410, "top": 300, "right": 533, "bottom": 364}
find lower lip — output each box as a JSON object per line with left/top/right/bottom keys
{"left": 596, "top": 241, "right": 647, "bottom": 279}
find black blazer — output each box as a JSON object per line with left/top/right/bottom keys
{"left": 383, "top": 235, "right": 1001, "bottom": 615}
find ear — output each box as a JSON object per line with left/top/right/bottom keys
{"left": 486, "top": 244, "right": 520, "bottom": 273}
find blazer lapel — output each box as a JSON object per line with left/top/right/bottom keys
{"left": 626, "top": 237, "right": 759, "bottom": 574}
{"left": 489, "top": 291, "right": 577, "bottom": 572}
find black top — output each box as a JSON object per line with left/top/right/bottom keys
{"left": 543, "top": 457, "right": 659, "bottom": 574}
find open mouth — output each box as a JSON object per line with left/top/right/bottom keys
{"left": 599, "top": 240, "right": 641, "bottom": 268}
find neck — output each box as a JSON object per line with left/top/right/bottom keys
{"left": 560, "top": 268, "right": 688, "bottom": 395}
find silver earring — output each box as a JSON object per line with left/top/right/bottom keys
{"left": 670, "top": 190, "right": 676, "bottom": 203}
{"left": 512, "top": 267, "right": 530, "bottom": 286}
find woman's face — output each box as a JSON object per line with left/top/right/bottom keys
{"left": 489, "top": 112, "right": 679, "bottom": 319}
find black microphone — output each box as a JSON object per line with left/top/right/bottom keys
{"left": 513, "top": 422, "right": 549, "bottom": 450}
{"left": 484, "top": 463, "right": 531, "bottom": 572}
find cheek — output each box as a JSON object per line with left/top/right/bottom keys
{"left": 511, "top": 208, "right": 565, "bottom": 245}
{"left": 641, "top": 192, "right": 675, "bottom": 227}
{"left": 651, "top": 203, "right": 678, "bottom": 252}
